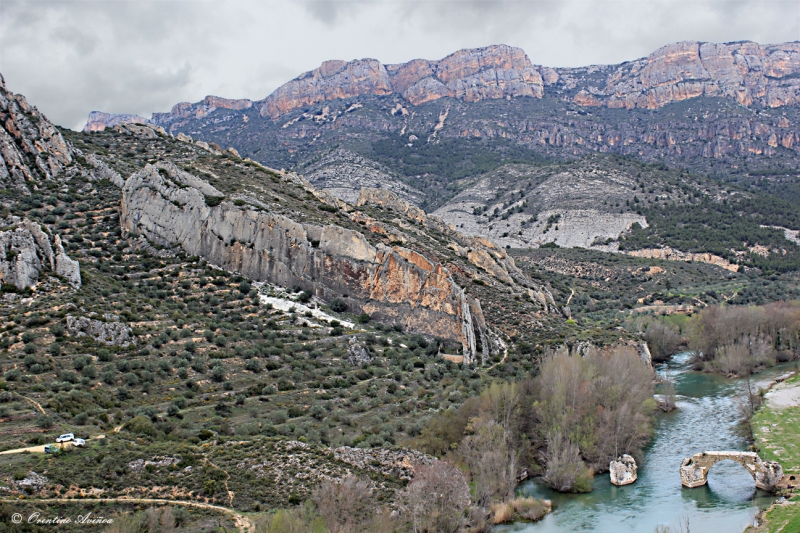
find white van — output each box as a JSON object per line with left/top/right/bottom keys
{"left": 55, "top": 433, "right": 74, "bottom": 443}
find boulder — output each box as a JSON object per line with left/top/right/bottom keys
{"left": 610, "top": 454, "right": 638, "bottom": 486}
{"left": 0, "top": 217, "right": 80, "bottom": 290}
{"left": 347, "top": 337, "right": 371, "bottom": 366}
{"left": 67, "top": 315, "right": 136, "bottom": 347}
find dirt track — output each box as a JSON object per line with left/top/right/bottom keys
{"left": 0, "top": 497, "right": 253, "bottom": 532}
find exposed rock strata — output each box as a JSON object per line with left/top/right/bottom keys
{"left": 1, "top": 73, "right": 72, "bottom": 193}
{"left": 83, "top": 111, "right": 148, "bottom": 132}
{"left": 571, "top": 41, "right": 800, "bottom": 110}
{"left": 433, "top": 164, "right": 650, "bottom": 249}
{"left": 67, "top": 315, "right": 136, "bottom": 347}
{"left": 609, "top": 454, "right": 638, "bottom": 486}
{"left": 0, "top": 217, "right": 81, "bottom": 289}
{"left": 624, "top": 247, "right": 739, "bottom": 272}
{"left": 120, "top": 162, "right": 487, "bottom": 360}
{"left": 301, "top": 149, "right": 422, "bottom": 205}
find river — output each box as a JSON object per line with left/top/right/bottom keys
{"left": 497, "top": 354, "right": 786, "bottom": 533}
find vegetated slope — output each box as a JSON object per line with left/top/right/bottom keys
{"left": 0, "top": 79, "right": 584, "bottom": 514}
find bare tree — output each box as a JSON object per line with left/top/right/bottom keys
{"left": 543, "top": 431, "right": 593, "bottom": 493}
{"left": 312, "top": 475, "right": 374, "bottom": 533}
{"left": 645, "top": 321, "right": 681, "bottom": 362}
{"left": 458, "top": 419, "right": 519, "bottom": 507}
{"left": 400, "top": 460, "right": 471, "bottom": 533}
{"left": 660, "top": 370, "right": 676, "bottom": 412}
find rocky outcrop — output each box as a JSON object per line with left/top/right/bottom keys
{"left": 83, "top": 153, "right": 125, "bottom": 187}
{"left": 121, "top": 162, "right": 487, "bottom": 360}
{"left": 357, "top": 187, "right": 540, "bottom": 296}
{"left": 257, "top": 45, "right": 547, "bottom": 118}
{"left": 260, "top": 59, "right": 394, "bottom": 118}
{"left": 347, "top": 337, "right": 372, "bottom": 366}
{"left": 609, "top": 454, "right": 638, "bottom": 486}
{"left": 0, "top": 217, "right": 81, "bottom": 289}
{"left": 302, "top": 150, "right": 422, "bottom": 206}
{"left": 83, "top": 111, "right": 148, "bottom": 132}
{"left": 84, "top": 96, "right": 253, "bottom": 132}
{"left": 624, "top": 247, "right": 739, "bottom": 272}
{"left": 433, "top": 164, "right": 650, "bottom": 249}
{"left": 333, "top": 446, "right": 434, "bottom": 481}
{"left": 67, "top": 314, "right": 136, "bottom": 347}
{"left": 570, "top": 41, "right": 800, "bottom": 110}
{"left": 150, "top": 95, "right": 253, "bottom": 129}
{"left": 1, "top": 73, "right": 72, "bottom": 193}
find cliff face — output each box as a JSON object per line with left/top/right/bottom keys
{"left": 254, "top": 41, "right": 799, "bottom": 118}
{"left": 570, "top": 41, "right": 800, "bottom": 110}
{"left": 120, "top": 162, "right": 487, "bottom": 361}
{"left": 84, "top": 111, "right": 149, "bottom": 132}
{"left": 0, "top": 216, "right": 81, "bottom": 290}
{"left": 151, "top": 95, "right": 253, "bottom": 128}
{"left": 258, "top": 45, "right": 545, "bottom": 117}
{"left": 1, "top": 74, "right": 72, "bottom": 193}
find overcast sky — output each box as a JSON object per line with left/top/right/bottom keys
{"left": 1, "top": 0, "right": 798, "bottom": 130}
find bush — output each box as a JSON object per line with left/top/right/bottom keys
{"left": 204, "top": 195, "right": 224, "bottom": 207}
{"left": 357, "top": 313, "right": 371, "bottom": 324}
{"left": 126, "top": 415, "right": 156, "bottom": 437}
{"left": 35, "top": 414, "right": 54, "bottom": 429}
{"left": 329, "top": 298, "right": 347, "bottom": 313}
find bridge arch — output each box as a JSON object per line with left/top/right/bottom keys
{"left": 679, "top": 451, "right": 782, "bottom": 491}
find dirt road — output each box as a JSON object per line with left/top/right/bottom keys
{"left": 0, "top": 497, "right": 253, "bottom": 532}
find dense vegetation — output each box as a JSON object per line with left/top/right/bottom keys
{"left": 621, "top": 194, "right": 800, "bottom": 273}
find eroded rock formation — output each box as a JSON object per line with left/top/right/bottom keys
{"left": 67, "top": 314, "right": 136, "bottom": 347}
{"left": 83, "top": 111, "right": 149, "bottom": 132}
{"left": 0, "top": 217, "right": 81, "bottom": 289}
{"left": 571, "top": 41, "right": 800, "bottom": 110}
{"left": 120, "top": 162, "right": 488, "bottom": 360}
{"left": 1, "top": 74, "right": 72, "bottom": 193}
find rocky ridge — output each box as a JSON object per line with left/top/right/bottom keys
{"left": 89, "top": 40, "right": 800, "bottom": 133}
{"left": 299, "top": 149, "right": 422, "bottom": 205}
{"left": 120, "top": 161, "right": 495, "bottom": 360}
{"left": 1, "top": 74, "right": 72, "bottom": 193}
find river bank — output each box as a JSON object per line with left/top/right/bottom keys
{"left": 497, "top": 354, "right": 791, "bottom": 533}
{"left": 745, "top": 370, "right": 800, "bottom": 532}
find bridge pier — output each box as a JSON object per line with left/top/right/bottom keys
{"left": 679, "top": 451, "right": 783, "bottom": 491}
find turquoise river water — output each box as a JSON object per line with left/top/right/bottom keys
{"left": 497, "top": 354, "right": 789, "bottom": 533}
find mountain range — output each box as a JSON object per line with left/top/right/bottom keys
{"left": 83, "top": 41, "right": 800, "bottom": 270}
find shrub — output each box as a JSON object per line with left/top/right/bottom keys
{"left": 357, "top": 313, "right": 371, "bottom": 324}
{"left": 204, "top": 195, "right": 224, "bottom": 207}
{"left": 329, "top": 298, "right": 347, "bottom": 313}
{"left": 35, "top": 414, "right": 54, "bottom": 429}
{"left": 126, "top": 415, "right": 156, "bottom": 437}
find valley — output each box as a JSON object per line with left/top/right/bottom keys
{"left": 1, "top": 37, "right": 800, "bottom": 533}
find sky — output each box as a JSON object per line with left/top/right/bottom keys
{"left": 1, "top": 0, "right": 798, "bottom": 130}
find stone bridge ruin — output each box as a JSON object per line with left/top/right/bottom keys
{"left": 679, "top": 451, "right": 783, "bottom": 491}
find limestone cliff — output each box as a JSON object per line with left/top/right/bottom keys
{"left": 257, "top": 45, "right": 546, "bottom": 118}
{"left": 120, "top": 162, "right": 487, "bottom": 360}
{"left": 1, "top": 74, "right": 72, "bottom": 193}
{"left": 0, "top": 216, "right": 81, "bottom": 290}
{"left": 570, "top": 41, "right": 800, "bottom": 110}
{"left": 83, "top": 111, "right": 149, "bottom": 132}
